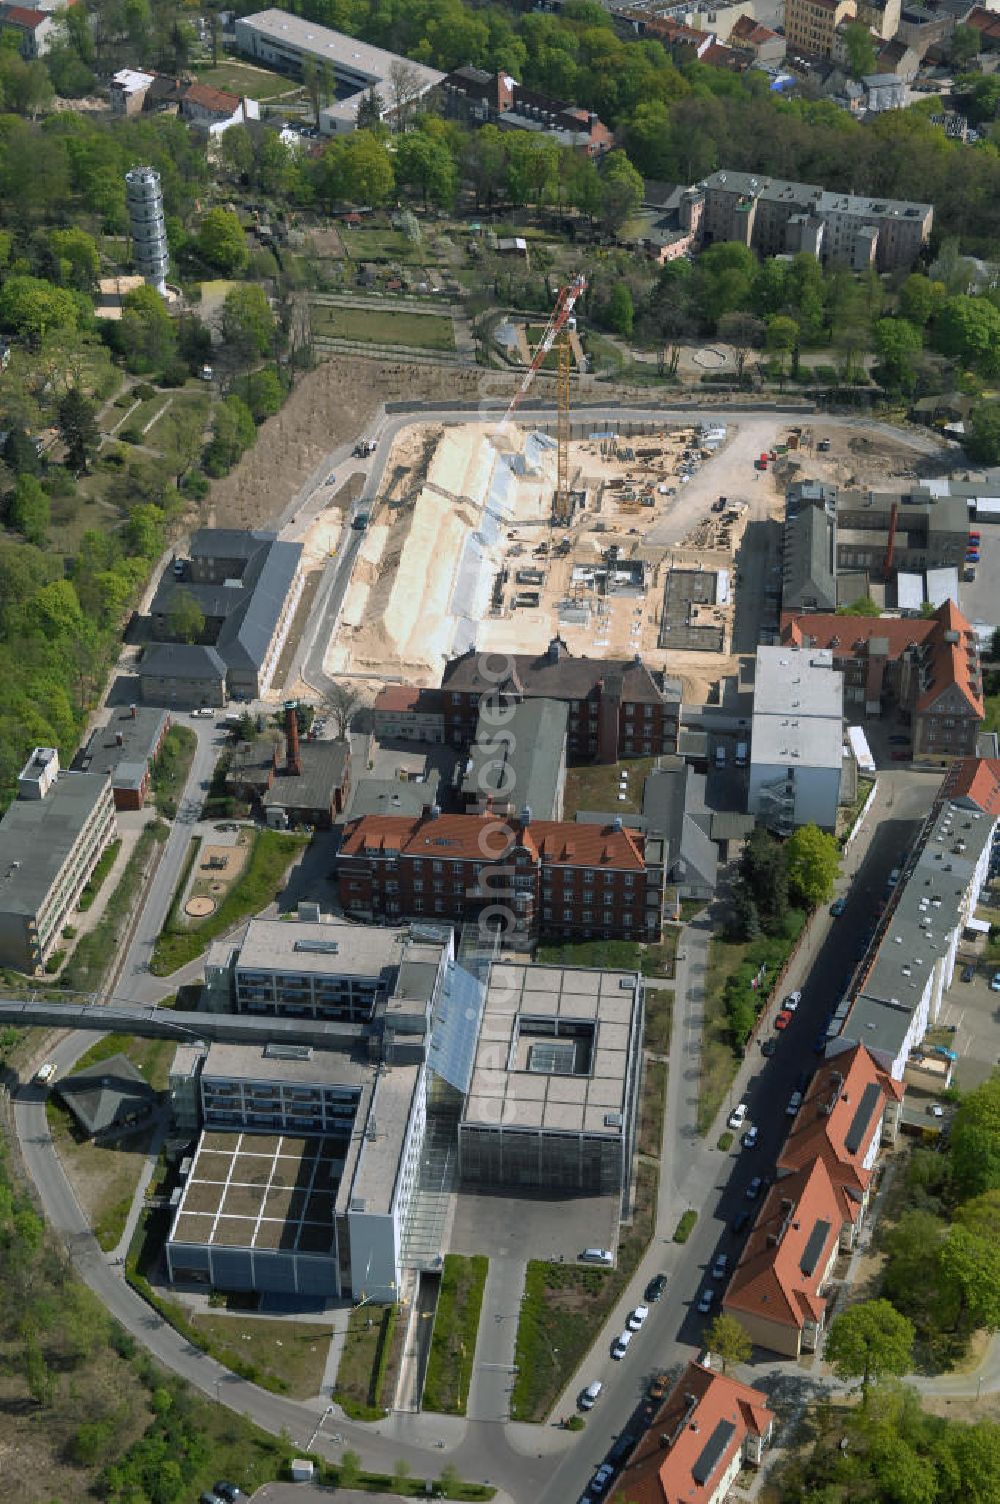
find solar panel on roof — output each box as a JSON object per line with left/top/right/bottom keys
{"left": 800, "top": 1218, "right": 832, "bottom": 1277}
{"left": 692, "top": 1419, "right": 736, "bottom": 1486}
{"left": 844, "top": 1081, "right": 881, "bottom": 1156}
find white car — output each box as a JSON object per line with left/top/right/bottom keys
{"left": 928, "top": 1103, "right": 945, "bottom": 1118}
{"left": 783, "top": 991, "right": 802, "bottom": 1011}
{"left": 742, "top": 1125, "right": 759, "bottom": 1149}
{"left": 579, "top": 1380, "right": 603, "bottom": 1410}
{"left": 592, "top": 1465, "right": 614, "bottom": 1494}
{"left": 728, "top": 1103, "right": 748, "bottom": 1130}
{"left": 34, "top": 1061, "right": 55, "bottom": 1084}
{"left": 786, "top": 1090, "right": 803, "bottom": 1117}
{"left": 711, "top": 1254, "right": 730, "bottom": 1281}
{"left": 697, "top": 1288, "right": 714, "bottom": 1314}
{"left": 627, "top": 1304, "right": 649, "bottom": 1331}
{"left": 611, "top": 1329, "right": 633, "bottom": 1359}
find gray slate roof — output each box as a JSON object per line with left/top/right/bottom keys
{"left": 462, "top": 698, "right": 568, "bottom": 819}
{"left": 217, "top": 539, "right": 302, "bottom": 672}
{"left": 55, "top": 1053, "right": 157, "bottom": 1136}
{"left": 0, "top": 773, "right": 110, "bottom": 917}
{"left": 442, "top": 637, "right": 681, "bottom": 705}
{"left": 141, "top": 643, "right": 227, "bottom": 681}
{"left": 263, "top": 739, "right": 349, "bottom": 813}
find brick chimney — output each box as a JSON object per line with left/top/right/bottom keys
{"left": 285, "top": 703, "right": 302, "bottom": 777}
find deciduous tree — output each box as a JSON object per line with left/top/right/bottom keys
{"left": 57, "top": 387, "right": 99, "bottom": 473}
{"left": 196, "top": 207, "right": 249, "bottom": 275}
{"left": 824, "top": 1300, "right": 915, "bottom": 1402}
{"left": 704, "top": 1313, "right": 752, "bottom": 1373}
{"left": 786, "top": 824, "right": 840, "bottom": 908}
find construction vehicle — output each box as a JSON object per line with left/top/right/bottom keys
{"left": 497, "top": 274, "right": 587, "bottom": 523}
{"left": 353, "top": 439, "right": 376, "bottom": 457}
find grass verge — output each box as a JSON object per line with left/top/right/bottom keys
{"left": 60, "top": 821, "right": 168, "bottom": 993}
{"left": 638, "top": 1058, "right": 667, "bottom": 1156}
{"left": 77, "top": 838, "right": 121, "bottom": 911}
{"left": 535, "top": 933, "right": 676, "bottom": 979}
{"left": 333, "top": 1304, "right": 398, "bottom": 1419}
{"left": 423, "top": 1254, "right": 488, "bottom": 1415}
{"left": 151, "top": 724, "right": 197, "bottom": 818}
{"left": 511, "top": 1161, "right": 657, "bottom": 1422}
{"left": 150, "top": 828, "right": 307, "bottom": 975}
{"left": 644, "top": 986, "right": 673, "bottom": 1054}
{"left": 191, "top": 1313, "right": 332, "bottom": 1400}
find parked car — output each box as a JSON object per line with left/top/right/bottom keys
{"left": 962, "top": 963, "right": 976, "bottom": 983}
{"left": 580, "top": 1381, "right": 603, "bottom": 1410}
{"left": 727, "top": 1103, "right": 748, "bottom": 1130}
{"left": 731, "top": 1210, "right": 751, "bottom": 1235}
{"left": 591, "top": 1464, "right": 615, "bottom": 1494}
{"left": 783, "top": 990, "right": 802, "bottom": 1011}
{"left": 612, "top": 1330, "right": 633, "bottom": 1359}
{"left": 742, "top": 1125, "right": 759, "bottom": 1149}
{"left": 786, "top": 1090, "right": 803, "bottom": 1117}
{"left": 746, "top": 1176, "right": 763, "bottom": 1200}
{"left": 627, "top": 1304, "right": 649, "bottom": 1331}
{"left": 34, "top": 1061, "right": 56, "bottom": 1084}
{"left": 761, "top": 1037, "right": 777, "bottom": 1056}
{"left": 775, "top": 1010, "right": 793, "bottom": 1030}
{"left": 814, "top": 1029, "right": 830, "bottom": 1054}
{"left": 581, "top": 1248, "right": 614, "bottom": 1265}
{"left": 711, "top": 1254, "right": 730, "bottom": 1281}
{"left": 647, "top": 1372, "right": 670, "bottom": 1401}
{"left": 928, "top": 1103, "right": 945, "bottom": 1118}
{"left": 990, "top": 973, "right": 1000, "bottom": 993}
{"left": 830, "top": 898, "right": 846, "bottom": 917}
{"left": 645, "top": 1273, "right": 668, "bottom": 1303}
{"left": 213, "top": 1488, "right": 245, "bottom": 1504}
{"left": 887, "top": 868, "right": 901, "bottom": 888}
{"left": 697, "top": 1288, "right": 715, "bottom": 1314}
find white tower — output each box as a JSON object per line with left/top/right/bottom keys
{"left": 126, "top": 165, "right": 169, "bottom": 296}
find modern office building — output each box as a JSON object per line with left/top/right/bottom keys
{"left": 125, "top": 165, "right": 169, "bottom": 296}
{"left": 0, "top": 749, "right": 117, "bottom": 974}
{"left": 233, "top": 10, "right": 443, "bottom": 134}
{"left": 748, "top": 645, "right": 845, "bottom": 833}
{"left": 206, "top": 914, "right": 423, "bottom": 1023}
{"left": 458, "top": 962, "right": 643, "bottom": 1197}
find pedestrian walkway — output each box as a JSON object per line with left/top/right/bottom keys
{"left": 111, "top": 1107, "right": 170, "bottom": 1261}
{"left": 466, "top": 1256, "right": 525, "bottom": 1422}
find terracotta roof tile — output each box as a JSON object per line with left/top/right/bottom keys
{"left": 723, "top": 1158, "right": 842, "bottom": 1331}
{"left": 340, "top": 812, "right": 647, "bottom": 869}
{"left": 182, "top": 80, "right": 241, "bottom": 113}
{"left": 609, "top": 1361, "right": 773, "bottom": 1504}
{"left": 1, "top": 5, "right": 48, "bottom": 24}
{"left": 946, "top": 756, "right": 1000, "bottom": 816}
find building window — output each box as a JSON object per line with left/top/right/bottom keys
{"left": 563, "top": 907, "right": 573, "bottom": 921}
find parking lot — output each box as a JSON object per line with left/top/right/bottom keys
{"left": 448, "top": 1186, "right": 620, "bottom": 1264}
{"left": 958, "top": 522, "right": 1000, "bottom": 631}
{"left": 937, "top": 961, "right": 1000, "bottom": 1091}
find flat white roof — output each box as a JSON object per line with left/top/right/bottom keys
{"left": 752, "top": 645, "right": 844, "bottom": 773}
{"left": 236, "top": 9, "right": 444, "bottom": 91}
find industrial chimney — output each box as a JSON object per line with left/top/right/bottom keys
{"left": 285, "top": 702, "right": 302, "bottom": 777}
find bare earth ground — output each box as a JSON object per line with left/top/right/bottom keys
{"left": 205, "top": 356, "right": 483, "bottom": 531}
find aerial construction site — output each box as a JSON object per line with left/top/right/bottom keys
{"left": 326, "top": 414, "right": 748, "bottom": 686}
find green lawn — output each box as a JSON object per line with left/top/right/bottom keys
{"left": 340, "top": 227, "right": 432, "bottom": 265}
{"left": 644, "top": 986, "right": 673, "bottom": 1055}
{"left": 191, "top": 1313, "right": 332, "bottom": 1399}
{"left": 423, "top": 1255, "right": 487, "bottom": 1415}
{"left": 638, "top": 1057, "right": 667, "bottom": 1156}
{"left": 311, "top": 303, "right": 456, "bottom": 351}
{"left": 77, "top": 837, "right": 121, "bottom": 911}
{"left": 535, "top": 933, "right": 677, "bottom": 978}
{"left": 563, "top": 756, "right": 659, "bottom": 818}
{"left": 332, "top": 1304, "right": 398, "bottom": 1419}
{"left": 194, "top": 62, "right": 300, "bottom": 100}
{"left": 150, "top": 724, "right": 197, "bottom": 818}
{"left": 150, "top": 829, "right": 307, "bottom": 975}
{"left": 60, "top": 821, "right": 169, "bottom": 993}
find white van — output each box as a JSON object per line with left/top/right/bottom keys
{"left": 35, "top": 1062, "right": 56, "bottom": 1084}
{"left": 580, "top": 1247, "right": 614, "bottom": 1266}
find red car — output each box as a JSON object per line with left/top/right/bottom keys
{"left": 774, "top": 1010, "right": 794, "bottom": 1030}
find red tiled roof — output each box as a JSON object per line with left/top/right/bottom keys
{"left": 1, "top": 5, "right": 48, "bottom": 25}
{"left": 723, "top": 1158, "right": 842, "bottom": 1331}
{"left": 182, "top": 80, "right": 240, "bottom": 114}
{"left": 778, "top": 1044, "right": 902, "bottom": 1225}
{"left": 965, "top": 6, "right": 1000, "bottom": 40}
{"left": 782, "top": 601, "right": 983, "bottom": 718}
{"left": 374, "top": 685, "right": 431, "bottom": 713}
{"left": 340, "top": 812, "right": 647, "bottom": 869}
{"left": 945, "top": 756, "right": 1000, "bottom": 816}
{"left": 730, "top": 14, "right": 781, "bottom": 43}
{"left": 609, "top": 1361, "right": 773, "bottom": 1504}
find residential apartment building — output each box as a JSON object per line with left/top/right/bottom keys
{"left": 0, "top": 749, "right": 117, "bottom": 973}
{"left": 723, "top": 1156, "right": 843, "bottom": 1357}
{"left": 856, "top": 0, "right": 902, "bottom": 38}
{"left": 833, "top": 758, "right": 998, "bottom": 1078}
{"left": 77, "top": 706, "right": 171, "bottom": 811}
{"left": 0, "top": 4, "right": 55, "bottom": 57}
{"left": 698, "top": 169, "right": 932, "bottom": 271}
{"left": 372, "top": 686, "right": 444, "bottom": 743}
{"left": 440, "top": 637, "right": 682, "bottom": 763}
{"left": 441, "top": 67, "right": 613, "bottom": 155}
{"left": 748, "top": 645, "right": 845, "bottom": 834}
{"left": 777, "top": 1043, "right": 904, "bottom": 1250}
{"left": 782, "top": 600, "right": 984, "bottom": 760}
{"left": 338, "top": 810, "right": 666, "bottom": 944}
{"left": 609, "top": 1360, "right": 774, "bottom": 1504}
{"left": 784, "top": 0, "right": 857, "bottom": 56}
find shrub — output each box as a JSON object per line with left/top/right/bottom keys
{"left": 121, "top": 425, "right": 144, "bottom": 445}
{"left": 673, "top": 1209, "right": 697, "bottom": 1243}
{"left": 566, "top": 1414, "right": 585, "bottom": 1431}
{"left": 158, "top": 358, "right": 190, "bottom": 388}
{"left": 134, "top": 382, "right": 156, "bottom": 400}
{"left": 717, "top": 1131, "right": 734, "bottom": 1151}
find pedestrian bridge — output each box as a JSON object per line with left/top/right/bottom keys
{"left": 0, "top": 997, "right": 361, "bottom": 1050}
